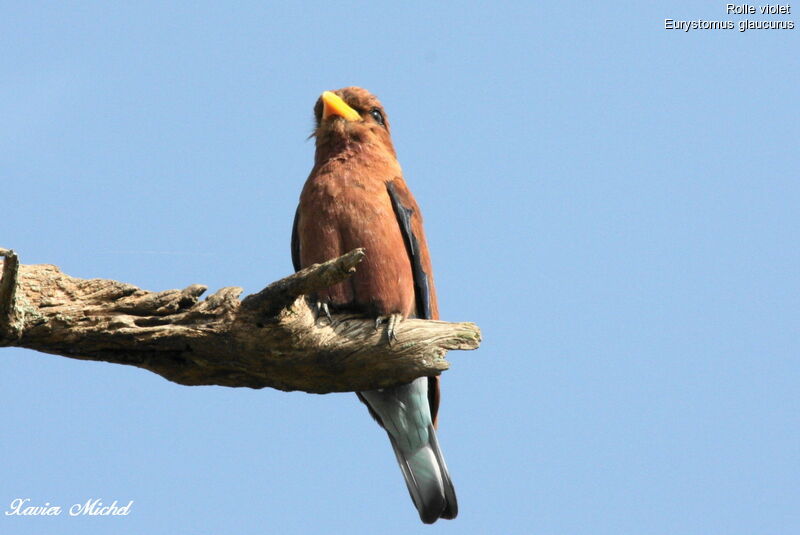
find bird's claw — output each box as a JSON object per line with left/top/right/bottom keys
{"left": 315, "top": 301, "right": 332, "bottom": 325}
{"left": 375, "top": 313, "right": 403, "bottom": 344}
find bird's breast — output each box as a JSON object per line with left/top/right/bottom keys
{"left": 298, "top": 155, "right": 415, "bottom": 316}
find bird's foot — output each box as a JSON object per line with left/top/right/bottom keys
{"left": 315, "top": 301, "right": 332, "bottom": 325}
{"left": 375, "top": 313, "right": 403, "bottom": 344}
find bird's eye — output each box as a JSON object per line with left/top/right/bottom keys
{"left": 370, "top": 108, "right": 385, "bottom": 126}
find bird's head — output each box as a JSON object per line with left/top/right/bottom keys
{"left": 311, "top": 87, "right": 396, "bottom": 161}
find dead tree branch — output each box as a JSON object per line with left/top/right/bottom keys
{"left": 0, "top": 249, "right": 19, "bottom": 337}
{"left": 0, "top": 248, "right": 481, "bottom": 393}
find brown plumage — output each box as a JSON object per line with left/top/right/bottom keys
{"left": 291, "top": 87, "right": 457, "bottom": 523}
{"left": 299, "top": 89, "right": 436, "bottom": 314}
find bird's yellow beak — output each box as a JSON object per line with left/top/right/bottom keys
{"left": 321, "top": 91, "right": 362, "bottom": 122}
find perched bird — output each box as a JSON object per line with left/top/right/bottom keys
{"left": 291, "top": 87, "right": 457, "bottom": 523}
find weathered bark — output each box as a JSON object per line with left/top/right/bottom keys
{"left": 0, "top": 248, "right": 481, "bottom": 393}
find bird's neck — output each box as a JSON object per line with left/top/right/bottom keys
{"left": 314, "top": 137, "right": 396, "bottom": 169}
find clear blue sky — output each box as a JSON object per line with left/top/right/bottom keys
{"left": 2, "top": 2, "right": 798, "bottom": 534}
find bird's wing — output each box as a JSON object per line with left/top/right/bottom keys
{"left": 291, "top": 206, "right": 301, "bottom": 272}
{"left": 386, "top": 179, "right": 442, "bottom": 427}
{"left": 386, "top": 181, "right": 433, "bottom": 320}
